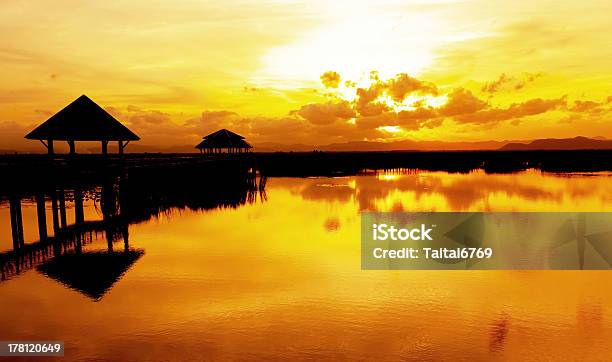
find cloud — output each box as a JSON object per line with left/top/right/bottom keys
{"left": 438, "top": 88, "right": 488, "bottom": 117}
{"left": 355, "top": 85, "right": 389, "bottom": 117}
{"left": 482, "top": 73, "right": 543, "bottom": 93}
{"left": 106, "top": 105, "right": 198, "bottom": 146}
{"left": 387, "top": 73, "right": 438, "bottom": 101}
{"left": 454, "top": 97, "right": 566, "bottom": 124}
{"left": 107, "top": 106, "right": 172, "bottom": 127}
{"left": 320, "top": 71, "right": 341, "bottom": 88}
{"left": 297, "top": 101, "right": 355, "bottom": 125}
{"left": 348, "top": 72, "right": 440, "bottom": 117}
{"left": 570, "top": 100, "right": 600, "bottom": 112}
{"left": 34, "top": 109, "right": 53, "bottom": 116}
{"left": 6, "top": 68, "right": 609, "bottom": 153}
{"left": 481, "top": 73, "right": 511, "bottom": 93}
{"left": 397, "top": 108, "right": 441, "bottom": 130}
{"left": 310, "top": 71, "right": 604, "bottom": 135}
{"left": 0, "top": 121, "right": 38, "bottom": 151}
{"left": 97, "top": 69, "right": 580, "bottom": 147}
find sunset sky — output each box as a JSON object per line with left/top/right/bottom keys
{"left": 1, "top": 0, "right": 611, "bottom": 151}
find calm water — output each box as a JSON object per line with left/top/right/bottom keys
{"left": 1, "top": 169, "right": 612, "bottom": 361}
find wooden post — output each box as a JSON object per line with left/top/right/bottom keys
{"left": 74, "top": 187, "right": 85, "bottom": 225}
{"left": 118, "top": 140, "right": 124, "bottom": 155}
{"left": 68, "top": 140, "right": 76, "bottom": 154}
{"left": 101, "top": 140, "right": 108, "bottom": 155}
{"left": 36, "top": 192, "right": 48, "bottom": 241}
{"left": 106, "top": 227, "right": 114, "bottom": 252}
{"left": 51, "top": 191, "right": 60, "bottom": 235}
{"left": 123, "top": 224, "right": 129, "bottom": 251}
{"left": 59, "top": 189, "right": 67, "bottom": 228}
{"left": 9, "top": 195, "right": 25, "bottom": 250}
{"left": 48, "top": 139, "right": 54, "bottom": 155}
{"left": 75, "top": 232, "right": 82, "bottom": 253}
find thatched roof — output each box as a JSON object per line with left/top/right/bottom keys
{"left": 195, "top": 128, "right": 252, "bottom": 149}
{"left": 25, "top": 95, "right": 140, "bottom": 141}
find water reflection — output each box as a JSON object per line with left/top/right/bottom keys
{"left": 488, "top": 312, "right": 510, "bottom": 352}
{"left": 38, "top": 249, "right": 145, "bottom": 301}
{"left": 0, "top": 168, "right": 265, "bottom": 300}
{"left": 287, "top": 169, "right": 612, "bottom": 212}
{"left": 0, "top": 169, "right": 611, "bottom": 360}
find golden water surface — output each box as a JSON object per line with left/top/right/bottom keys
{"left": 1, "top": 169, "right": 612, "bottom": 361}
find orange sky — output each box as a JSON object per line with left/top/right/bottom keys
{"left": 1, "top": 0, "right": 611, "bottom": 151}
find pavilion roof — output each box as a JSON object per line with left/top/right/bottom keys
{"left": 25, "top": 95, "right": 140, "bottom": 141}
{"left": 195, "top": 129, "right": 252, "bottom": 149}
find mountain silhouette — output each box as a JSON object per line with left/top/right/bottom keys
{"left": 500, "top": 136, "right": 612, "bottom": 151}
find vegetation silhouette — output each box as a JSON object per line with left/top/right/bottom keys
{"left": 255, "top": 150, "right": 612, "bottom": 176}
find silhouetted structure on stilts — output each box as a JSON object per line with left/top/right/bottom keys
{"left": 25, "top": 95, "right": 140, "bottom": 155}
{"left": 0, "top": 159, "right": 265, "bottom": 293}
{"left": 196, "top": 129, "right": 252, "bottom": 155}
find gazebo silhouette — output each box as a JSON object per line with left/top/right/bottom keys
{"left": 196, "top": 129, "right": 252, "bottom": 155}
{"left": 25, "top": 95, "right": 140, "bottom": 155}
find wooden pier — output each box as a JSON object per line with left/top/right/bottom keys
{"left": 0, "top": 153, "right": 263, "bottom": 287}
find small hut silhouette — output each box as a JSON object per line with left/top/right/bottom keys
{"left": 25, "top": 95, "right": 140, "bottom": 155}
{"left": 196, "top": 129, "right": 252, "bottom": 155}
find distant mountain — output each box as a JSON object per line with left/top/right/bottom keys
{"left": 253, "top": 139, "right": 515, "bottom": 152}
{"left": 499, "top": 136, "right": 612, "bottom": 150}
{"left": 255, "top": 137, "right": 612, "bottom": 152}
{"left": 320, "top": 140, "right": 510, "bottom": 151}
{"left": 5, "top": 137, "right": 610, "bottom": 154}
{"left": 251, "top": 142, "right": 317, "bottom": 152}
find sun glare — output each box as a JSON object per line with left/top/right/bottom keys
{"left": 252, "top": 1, "right": 447, "bottom": 88}
{"left": 378, "top": 125, "right": 403, "bottom": 133}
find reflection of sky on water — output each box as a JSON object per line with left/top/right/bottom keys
{"left": 0, "top": 170, "right": 611, "bottom": 360}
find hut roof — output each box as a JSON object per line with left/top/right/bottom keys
{"left": 25, "top": 95, "right": 140, "bottom": 141}
{"left": 203, "top": 128, "right": 245, "bottom": 140}
{"left": 195, "top": 129, "right": 252, "bottom": 149}
{"left": 37, "top": 250, "right": 144, "bottom": 301}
